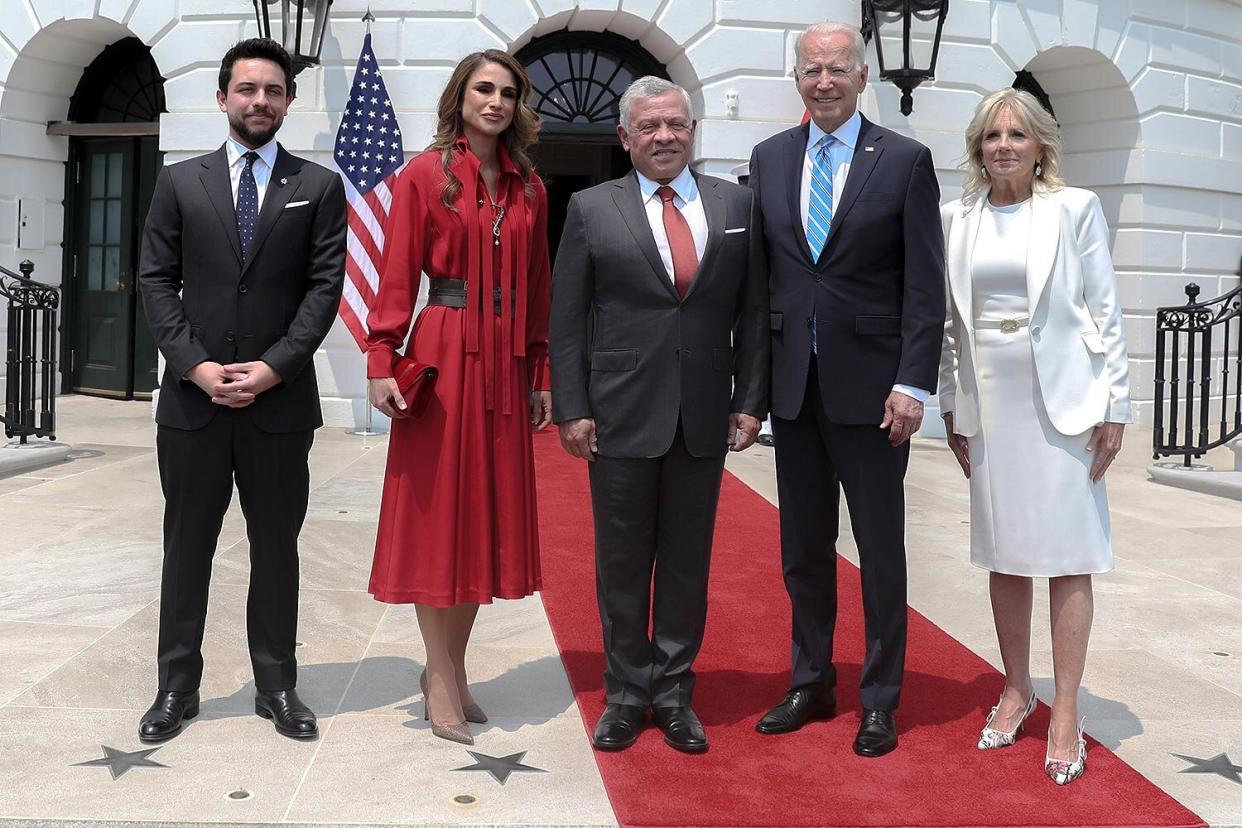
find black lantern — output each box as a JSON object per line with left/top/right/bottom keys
{"left": 860, "top": 0, "right": 949, "bottom": 116}
{"left": 252, "top": 0, "right": 334, "bottom": 76}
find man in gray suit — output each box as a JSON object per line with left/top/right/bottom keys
{"left": 550, "top": 77, "right": 768, "bottom": 754}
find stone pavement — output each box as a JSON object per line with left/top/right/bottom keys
{"left": 1, "top": 395, "right": 1240, "bottom": 827}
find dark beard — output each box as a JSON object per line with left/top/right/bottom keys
{"left": 229, "top": 111, "right": 282, "bottom": 147}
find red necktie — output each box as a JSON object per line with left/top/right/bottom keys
{"left": 657, "top": 185, "right": 698, "bottom": 299}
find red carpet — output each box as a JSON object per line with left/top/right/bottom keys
{"left": 533, "top": 431, "right": 1205, "bottom": 828}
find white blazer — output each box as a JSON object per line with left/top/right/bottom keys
{"left": 938, "top": 186, "right": 1132, "bottom": 437}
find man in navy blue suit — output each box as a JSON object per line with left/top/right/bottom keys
{"left": 748, "top": 22, "right": 945, "bottom": 757}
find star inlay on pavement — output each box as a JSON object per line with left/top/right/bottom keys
{"left": 74, "top": 746, "right": 169, "bottom": 780}
{"left": 1172, "top": 752, "right": 1242, "bottom": 784}
{"left": 452, "top": 750, "right": 547, "bottom": 785}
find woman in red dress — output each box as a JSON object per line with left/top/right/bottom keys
{"left": 365, "top": 50, "right": 551, "bottom": 745}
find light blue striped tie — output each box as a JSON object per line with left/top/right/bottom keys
{"left": 807, "top": 136, "right": 834, "bottom": 354}
{"left": 807, "top": 136, "right": 835, "bottom": 259}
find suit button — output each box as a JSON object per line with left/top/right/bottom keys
{"left": 238, "top": 284, "right": 248, "bottom": 294}
{"left": 226, "top": 331, "right": 235, "bottom": 343}
{"left": 814, "top": 274, "right": 823, "bottom": 283}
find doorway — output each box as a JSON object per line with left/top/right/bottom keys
{"left": 516, "top": 30, "right": 668, "bottom": 262}
{"left": 60, "top": 37, "right": 165, "bottom": 399}
{"left": 66, "top": 136, "right": 161, "bottom": 397}
{"left": 532, "top": 141, "right": 631, "bottom": 262}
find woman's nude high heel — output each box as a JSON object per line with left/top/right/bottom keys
{"left": 421, "top": 669, "right": 487, "bottom": 724}
{"left": 419, "top": 671, "right": 473, "bottom": 745}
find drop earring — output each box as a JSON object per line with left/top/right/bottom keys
{"left": 1035, "top": 161, "right": 1043, "bottom": 176}
{"left": 981, "top": 167, "right": 988, "bottom": 179}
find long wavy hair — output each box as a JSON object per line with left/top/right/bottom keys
{"left": 428, "top": 50, "right": 541, "bottom": 210}
{"left": 960, "top": 88, "right": 1064, "bottom": 207}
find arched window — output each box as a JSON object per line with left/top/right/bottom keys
{"left": 516, "top": 31, "right": 668, "bottom": 138}
{"left": 1012, "top": 70, "right": 1056, "bottom": 121}
{"left": 68, "top": 37, "right": 165, "bottom": 124}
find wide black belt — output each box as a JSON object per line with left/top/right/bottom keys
{"left": 427, "top": 278, "right": 516, "bottom": 315}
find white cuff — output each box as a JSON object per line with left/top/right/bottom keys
{"left": 891, "top": 384, "right": 931, "bottom": 404}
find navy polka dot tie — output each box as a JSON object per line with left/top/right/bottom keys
{"left": 237, "top": 151, "right": 259, "bottom": 260}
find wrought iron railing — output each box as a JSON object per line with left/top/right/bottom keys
{"left": 0, "top": 260, "right": 60, "bottom": 443}
{"left": 1153, "top": 281, "right": 1242, "bottom": 466}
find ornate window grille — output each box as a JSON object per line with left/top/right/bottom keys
{"left": 516, "top": 31, "right": 668, "bottom": 138}
{"left": 69, "top": 37, "right": 166, "bottom": 124}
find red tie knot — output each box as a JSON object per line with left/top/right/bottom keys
{"left": 657, "top": 185, "right": 677, "bottom": 204}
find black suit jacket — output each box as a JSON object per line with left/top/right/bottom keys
{"left": 750, "top": 116, "right": 944, "bottom": 423}
{"left": 139, "top": 144, "right": 347, "bottom": 433}
{"left": 550, "top": 170, "right": 769, "bottom": 458}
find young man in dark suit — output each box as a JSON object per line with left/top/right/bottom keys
{"left": 137, "top": 38, "right": 346, "bottom": 742}
{"left": 550, "top": 76, "right": 769, "bottom": 755}
{"left": 748, "top": 22, "right": 945, "bottom": 757}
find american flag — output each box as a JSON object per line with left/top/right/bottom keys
{"left": 334, "top": 33, "right": 405, "bottom": 351}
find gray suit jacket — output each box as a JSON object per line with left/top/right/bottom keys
{"left": 549, "top": 169, "right": 769, "bottom": 458}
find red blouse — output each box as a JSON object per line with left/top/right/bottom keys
{"left": 365, "top": 139, "right": 551, "bottom": 411}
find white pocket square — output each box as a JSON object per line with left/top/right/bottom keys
{"left": 284, "top": 200, "right": 310, "bottom": 209}
{"left": 724, "top": 227, "right": 747, "bottom": 234}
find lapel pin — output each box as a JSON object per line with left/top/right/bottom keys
{"left": 280, "top": 177, "right": 288, "bottom": 185}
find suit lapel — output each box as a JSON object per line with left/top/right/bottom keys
{"left": 199, "top": 146, "right": 243, "bottom": 265}
{"left": 820, "top": 115, "right": 883, "bottom": 258}
{"left": 783, "top": 124, "right": 812, "bottom": 265}
{"left": 242, "top": 145, "right": 302, "bottom": 276}
{"left": 949, "top": 197, "right": 984, "bottom": 328}
{"left": 1026, "top": 191, "right": 1059, "bottom": 315}
{"left": 684, "top": 172, "right": 724, "bottom": 301}
{"left": 612, "top": 172, "right": 681, "bottom": 302}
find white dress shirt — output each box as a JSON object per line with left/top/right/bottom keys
{"left": 636, "top": 166, "right": 709, "bottom": 283}
{"left": 800, "top": 110, "right": 860, "bottom": 244}
{"left": 225, "top": 136, "right": 278, "bottom": 211}
{"left": 800, "top": 112, "right": 929, "bottom": 404}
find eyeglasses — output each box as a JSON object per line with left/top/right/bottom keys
{"left": 797, "top": 65, "right": 855, "bottom": 82}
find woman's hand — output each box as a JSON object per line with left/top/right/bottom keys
{"left": 1087, "top": 422, "right": 1125, "bottom": 483}
{"left": 368, "top": 377, "right": 408, "bottom": 420}
{"left": 943, "top": 413, "right": 971, "bottom": 478}
{"left": 530, "top": 390, "right": 552, "bottom": 431}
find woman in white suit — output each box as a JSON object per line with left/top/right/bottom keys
{"left": 938, "top": 88, "right": 1130, "bottom": 785}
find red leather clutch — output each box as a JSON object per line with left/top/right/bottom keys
{"left": 392, "top": 355, "right": 438, "bottom": 417}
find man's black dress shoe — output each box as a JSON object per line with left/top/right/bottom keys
{"left": 592, "top": 703, "right": 646, "bottom": 751}
{"left": 139, "top": 689, "right": 200, "bottom": 743}
{"left": 255, "top": 688, "right": 318, "bottom": 739}
{"left": 755, "top": 686, "right": 836, "bottom": 734}
{"left": 853, "top": 709, "right": 898, "bottom": 757}
{"left": 653, "top": 705, "right": 708, "bottom": 753}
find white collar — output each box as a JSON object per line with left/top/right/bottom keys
{"left": 226, "top": 136, "right": 279, "bottom": 169}
{"left": 636, "top": 165, "right": 698, "bottom": 204}
{"left": 806, "top": 109, "right": 861, "bottom": 153}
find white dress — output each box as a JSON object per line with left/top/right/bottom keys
{"left": 967, "top": 198, "right": 1114, "bottom": 577}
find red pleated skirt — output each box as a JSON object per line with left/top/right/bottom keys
{"left": 368, "top": 305, "right": 542, "bottom": 607}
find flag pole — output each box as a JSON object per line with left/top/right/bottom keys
{"left": 341, "top": 4, "right": 399, "bottom": 439}
{"left": 349, "top": 7, "right": 381, "bottom": 438}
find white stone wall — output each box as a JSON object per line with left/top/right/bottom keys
{"left": 1, "top": 0, "right": 1239, "bottom": 431}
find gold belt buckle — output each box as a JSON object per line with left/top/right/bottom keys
{"left": 999, "top": 318, "right": 1020, "bottom": 333}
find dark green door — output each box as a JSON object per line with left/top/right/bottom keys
{"left": 67, "top": 136, "right": 160, "bottom": 398}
